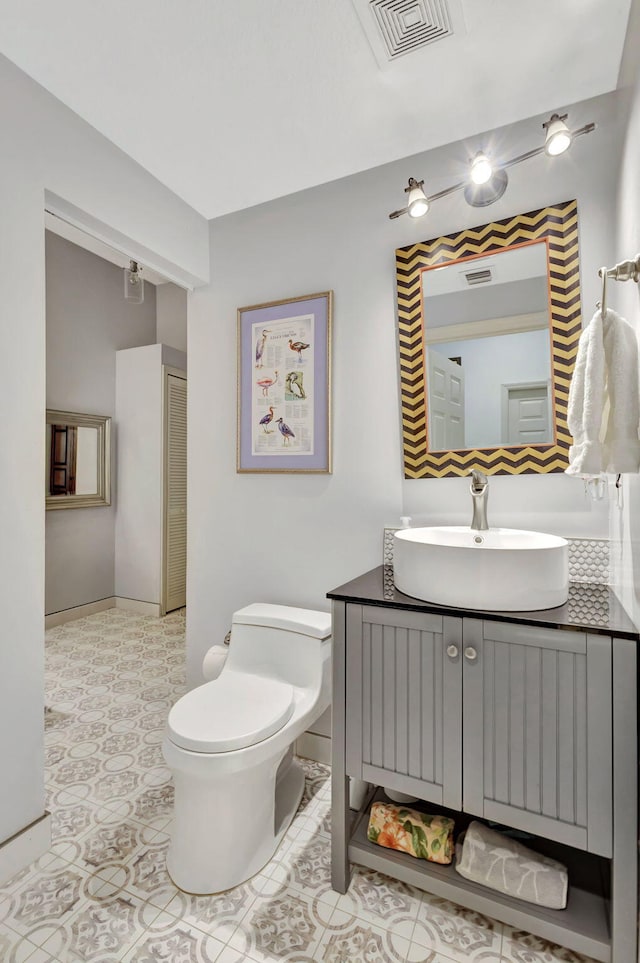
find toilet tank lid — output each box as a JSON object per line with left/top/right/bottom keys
{"left": 232, "top": 603, "right": 331, "bottom": 639}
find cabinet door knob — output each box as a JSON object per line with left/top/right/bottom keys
{"left": 446, "top": 644, "right": 459, "bottom": 659}
{"left": 464, "top": 646, "right": 478, "bottom": 662}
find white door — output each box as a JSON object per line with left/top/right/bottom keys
{"left": 163, "top": 370, "right": 187, "bottom": 613}
{"left": 427, "top": 348, "right": 465, "bottom": 450}
{"left": 505, "top": 383, "right": 550, "bottom": 445}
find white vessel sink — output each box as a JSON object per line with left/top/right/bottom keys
{"left": 393, "top": 527, "right": 569, "bottom": 611}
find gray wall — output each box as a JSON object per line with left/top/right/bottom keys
{"left": 45, "top": 231, "right": 157, "bottom": 615}
{"left": 186, "top": 88, "right": 626, "bottom": 685}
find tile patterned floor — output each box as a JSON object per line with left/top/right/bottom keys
{"left": 0, "top": 608, "right": 598, "bottom": 962}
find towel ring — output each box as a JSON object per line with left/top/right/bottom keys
{"left": 597, "top": 265, "right": 608, "bottom": 317}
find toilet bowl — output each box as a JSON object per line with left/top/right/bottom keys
{"left": 162, "top": 602, "right": 332, "bottom": 894}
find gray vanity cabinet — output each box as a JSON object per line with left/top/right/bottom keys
{"left": 344, "top": 608, "right": 612, "bottom": 856}
{"left": 330, "top": 571, "right": 638, "bottom": 963}
{"left": 345, "top": 605, "right": 463, "bottom": 811}
{"left": 462, "top": 619, "right": 612, "bottom": 857}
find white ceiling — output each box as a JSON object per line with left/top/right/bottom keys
{"left": 0, "top": 0, "right": 633, "bottom": 219}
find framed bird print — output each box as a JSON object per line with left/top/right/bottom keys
{"left": 237, "top": 291, "right": 332, "bottom": 473}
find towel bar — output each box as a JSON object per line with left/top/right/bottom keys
{"left": 597, "top": 254, "right": 640, "bottom": 315}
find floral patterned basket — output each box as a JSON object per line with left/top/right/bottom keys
{"left": 367, "top": 801, "right": 454, "bottom": 865}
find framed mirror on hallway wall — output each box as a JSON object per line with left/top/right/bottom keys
{"left": 396, "top": 199, "right": 582, "bottom": 478}
{"left": 46, "top": 410, "right": 111, "bottom": 509}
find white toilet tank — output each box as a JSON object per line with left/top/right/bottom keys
{"left": 226, "top": 603, "right": 331, "bottom": 686}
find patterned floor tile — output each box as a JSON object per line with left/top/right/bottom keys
{"left": 118, "top": 908, "right": 227, "bottom": 961}
{"left": 321, "top": 908, "right": 411, "bottom": 962}
{"left": 228, "top": 889, "right": 334, "bottom": 961}
{"left": 72, "top": 815, "right": 162, "bottom": 873}
{"left": 108, "top": 784, "right": 175, "bottom": 833}
{"left": 0, "top": 923, "right": 62, "bottom": 963}
{"left": 0, "top": 861, "right": 109, "bottom": 946}
{"left": 162, "top": 873, "right": 272, "bottom": 944}
{"left": 269, "top": 830, "right": 341, "bottom": 911}
{"left": 40, "top": 892, "right": 164, "bottom": 962}
{"left": 501, "top": 927, "right": 598, "bottom": 962}
{"left": 333, "top": 864, "right": 424, "bottom": 941}
{"left": 89, "top": 830, "right": 179, "bottom": 912}
{"left": 411, "top": 892, "right": 503, "bottom": 962}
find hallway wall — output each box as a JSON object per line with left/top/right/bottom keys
{"left": 0, "top": 51, "right": 208, "bottom": 868}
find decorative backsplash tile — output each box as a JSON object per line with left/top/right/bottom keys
{"left": 567, "top": 537, "right": 610, "bottom": 584}
{"left": 383, "top": 528, "right": 397, "bottom": 567}
{"left": 566, "top": 581, "right": 610, "bottom": 625}
{"left": 384, "top": 529, "right": 610, "bottom": 585}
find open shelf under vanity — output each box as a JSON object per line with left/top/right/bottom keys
{"left": 348, "top": 788, "right": 611, "bottom": 962}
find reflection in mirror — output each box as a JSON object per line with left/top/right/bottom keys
{"left": 46, "top": 410, "right": 111, "bottom": 509}
{"left": 423, "top": 242, "right": 552, "bottom": 451}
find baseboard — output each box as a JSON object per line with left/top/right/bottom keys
{"left": 114, "top": 597, "right": 161, "bottom": 617}
{"left": 0, "top": 812, "right": 51, "bottom": 887}
{"left": 296, "top": 731, "right": 331, "bottom": 766}
{"left": 45, "top": 597, "right": 116, "bottom": 628}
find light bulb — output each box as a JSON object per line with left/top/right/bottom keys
{"left": 470, "top": 151, "right": 493, "bottom": 186}
{"left": 544, "top": 115, "right": 572, "bottom": 156}
{"left": 407, "top": 182, "right": 429, "bottom": 218}
{"left": 124, "top": 260, "right": 144, "bottom": 304}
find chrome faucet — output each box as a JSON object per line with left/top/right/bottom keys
{"left": 469, "top": 469, "right": 489, "bottom": 531}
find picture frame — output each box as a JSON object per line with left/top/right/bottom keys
{"left": 237, "top": 291, "right": 332, "bottom": 473}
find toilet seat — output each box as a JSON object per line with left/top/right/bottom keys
{"left": 167, "top": 670, "right": 295, "bottom": 753}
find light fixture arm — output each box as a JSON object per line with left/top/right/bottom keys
{"left": 542, "top": 112, "right": 568, "bottom": 131}
{"left": 404, "top": 177, "right": 424, "bottom": 194}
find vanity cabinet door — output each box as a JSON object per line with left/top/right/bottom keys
{"left": 345, "top": 605, "right": 463, "bottom": 811}
{"left": 462, "top": 619, "right": 612, "bottom": 857}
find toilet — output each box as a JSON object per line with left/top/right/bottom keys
{"left": 162, "top": 602, "right": 332, "bottom": 894}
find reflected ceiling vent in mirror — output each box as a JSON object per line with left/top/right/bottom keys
{"left": 463, "top": 267, "right": 493, "bottom": 286}
{"left": 351, "top": 0, "right": 465, "bottom": 67}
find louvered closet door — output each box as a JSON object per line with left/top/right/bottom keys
{"left": 345, "top": 605, "right": 463, "bottom": 811}
{"left": 164, "top": 373, "right": 187, "bottom": 612}
{"left": 462, "top": 619, "right": 613, "bottom": 856}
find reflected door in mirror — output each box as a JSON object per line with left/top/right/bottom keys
{"left": 427, "top": 349, "right": 464, "bottom": 449}
{"left": 49, "top": 424, "right": 77, "bottom": 495}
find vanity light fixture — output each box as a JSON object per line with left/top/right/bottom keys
{"left": 388, "top": 113, "right": 595, "bottom": 219}
{"left": 406, "top": 177, "right": 430, "bottom": 218}
{"left": 543, "top": 113, "right": 572, "bottom": 156}
{"left": 124, "top": 259, "right": 144, "bottom": 304}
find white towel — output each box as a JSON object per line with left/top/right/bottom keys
{"left": 566, "top": 308, "right": 640, "bottom": 475}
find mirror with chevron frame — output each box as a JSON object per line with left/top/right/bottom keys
{"left": 395, "top": 200, "right": 581, "bottom": 478}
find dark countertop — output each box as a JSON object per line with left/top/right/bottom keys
{"left": 327, "top": 565, "right": 640, "bottom": 640}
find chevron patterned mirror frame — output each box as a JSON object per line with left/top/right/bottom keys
{"left": 396, "top": 199, "right": 581, "bottom": 478}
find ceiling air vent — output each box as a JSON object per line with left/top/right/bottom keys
{"left": 352, "top": 0, "right": 465, "bottom": 67}
{"left": 464, "top": 268, "right": 493, "bottom": 286}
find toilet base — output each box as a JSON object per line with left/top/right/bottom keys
{"left": 165, "top": 744, "right": 306, "bottom": 895}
